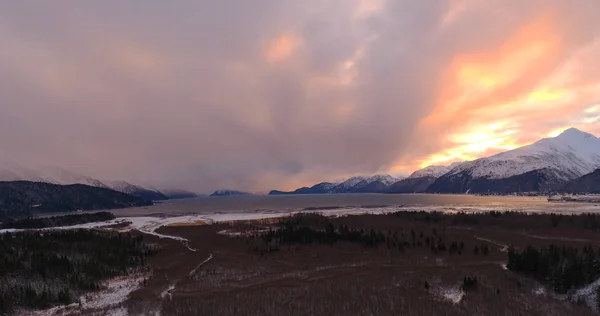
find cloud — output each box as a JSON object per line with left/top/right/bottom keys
{"left": 0, "top": 1, "right": 599, "bottom": 192}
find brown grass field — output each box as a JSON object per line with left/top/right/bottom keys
{"left": 121, "top": 212, "right": 600, "bottom": 316}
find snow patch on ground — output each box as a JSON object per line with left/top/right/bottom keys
{"left": 435, "top": 287, "right": 464, "bottom": 304}
{"left": 26, "top": 275, "right": 147, "bottom": 316}
{"left": 533, "top": 286, "right": 546, "bottom": 295}
{"left": 570, "top": 276, "right": 600, "bottom": 312}
{"left": 81, "top": 275, "right": 144, "bottom": 310}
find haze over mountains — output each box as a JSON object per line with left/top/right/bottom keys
{"left": 271, "top": 128, "right": 600, "bottom": 195}
{"left": 0, "top": 164, "right": 196, "bottom": 201}
{"left": 0, "top": 181, "right": 152, "bottom": 220}
{"left": 1, "top": 128, "right": 598, "bottom": 199}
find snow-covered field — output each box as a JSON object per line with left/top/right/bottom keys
{"left": 435, "top": 287, "right": 465, "bottom": 304}
{"left": 24, "top": 274, "right": 148, "bottom": 316}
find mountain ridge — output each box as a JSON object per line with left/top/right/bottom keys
{"left": 0, "top": 181, "right": 152, "bottom": 219}
{"left": 271, "top": 128, "right": 599, "bottom": 195}
{"left": 428, "top": 128, "right": 600, "bottom": 194}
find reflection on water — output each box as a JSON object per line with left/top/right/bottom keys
{"left": 111, "top": 194, "right": 600, "bottom": 217}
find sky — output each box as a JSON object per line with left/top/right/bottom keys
{"left": 1, "top": 1, "right": 600, "bottom": 193}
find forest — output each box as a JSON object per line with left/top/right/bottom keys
{"left": 246, "top": 213, "right": 488, "bottom": 256}
{"left": 508, "top": 244, "right": 600, "bottom": 294}
{"left": 0, "top": 230, "right": 158, "bottom": 314}
{"left": 0, "top": 211, "right": 116, "bottom": 229}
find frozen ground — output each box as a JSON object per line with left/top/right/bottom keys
{"left": 24, "top": 274, "right": 148, "bottom": 316}
{"left": 570, "top": 277, "right": 600, "bottom": 312}
{"left": 435, "top": 286, "right": 465, "bottom": 304}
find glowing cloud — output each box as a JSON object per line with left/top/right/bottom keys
{"left": 266, "top": 33, "right": 301, "bottom": 63}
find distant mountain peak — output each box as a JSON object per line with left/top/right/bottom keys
{"left": 557, "top": 127, "right": 595, "bottom": 137}
{"left": 409, "top": 165, "right": 450, "bottom": 179}
{"left": 556, "top": 127, "right": 596, "bottom": 140}
{"left": 428, "top": 127, "right": 600, "bottom": 194}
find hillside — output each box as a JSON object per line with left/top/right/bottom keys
{"left": 0, "top": 181, "right": 152, "bottom": 219}
{"left": 107, "top": 181, "right": 169, "bottom": 201}
{"left": 387, "top": 176, "right": 437, "bottom": 193}
{"left": 560, "top": 169, "right": 600, "bottom": 194}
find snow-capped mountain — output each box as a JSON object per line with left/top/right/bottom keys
{"left": 449, "top": 128, "right": 600, "bottom": 180}
{"left": 335, "top": 176, "right": 368, "bottom": 190}
{"left": 42, "top": 167, "right": 109, "bottom": 188}
{"left": 428, "top": 128, "right": 600, "bottom": 193}
{"left": 0, "top": 163, "right": 173, "bottom": 201}
{"left": 365, "top": 174, "right": 402, "bottom": 186}
{"left": 330, "top": 174, "right": 400, "bottom": 193}
{"left": 270, "top": 174, "right": 400, "bottom": 195}
{"left": 106, "top": 181, "right": 168, "bottom": 201}
{"left": 409, "top": 165, "right": 453, "bottom": 179}
{"left": 0, "top": 164, "right": 108, "bottom": 188}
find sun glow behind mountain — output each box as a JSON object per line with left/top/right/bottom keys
{"left": 395, "top": 11, "right": 600, "bottom": 173}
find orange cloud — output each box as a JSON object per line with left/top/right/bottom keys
{"left": 398, "top": 12, "right": 566, "bottom": 171}
{"left": 425, "top": 13, "right": 560, "bottom": 126}
{"left": 266, "top": 33, "right": 300, "bottom": 63}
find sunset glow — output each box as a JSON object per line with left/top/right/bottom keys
{"left": 399, "top": 12, "right": 587, "bottom": 173}
{"left": 266, "top": 34, "right": 300, "bottom": 63}
{"left": 1, "top": 1, "right": 600, "bottom": 192}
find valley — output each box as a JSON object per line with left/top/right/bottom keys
{"left": 8, "top": 210, "right": 600, "bottom": 315}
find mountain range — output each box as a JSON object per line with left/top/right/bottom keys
{"left": 269, "top": 174, "right": 403, "bottom": 195}
{"left": 0, "top": 181, "right": 152, "bottom": 220}
{"left": 427, "top": 128, "right": 600, "bottom": 194}
{"left": 2, "top": 128, "right": 598, "bottom": 202}
{"left": 0, "top": 164, "right": 197, "bottom": 201}
{"left": 270, "top": 128, "right": 600, "bottom": 195}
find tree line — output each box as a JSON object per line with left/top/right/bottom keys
{"left": 245, "top": 213, "right": 490, "bottom": 256}
{"left": 0, "top": 229, "right": 158, "bottom": 313}
{"left": 389, "top": 210, "right": 600, "bottom": 231}
{"left": 0, "top": 211, "right": 116, "bottom": 229}
{"left": 507, "top": 244, "right": 600, "bottom": 294}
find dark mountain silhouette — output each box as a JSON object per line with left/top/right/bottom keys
{"left": 560, "top": 169, "right": 600, "bottom": 194}
{"left": 0, "top": 181, "right": 151, "bottom": 219}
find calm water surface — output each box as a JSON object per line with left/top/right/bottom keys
{"left": 111, "top": 194, "right": 600, "bottom": 217}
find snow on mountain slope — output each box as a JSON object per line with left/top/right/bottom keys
{"left": 447, "top": 128, "right": 600, "bottom": 181}
{"left": 336, "top": 176, "right": 368, "bottom": 190}
{"left": 336, "top": 174, "right": 399, "bottom": 189}
{"left": 317, "top": 182, "right": 339, "bottom": 191}
{"left": 366, "top": 174, "right": 401, "bottom": 186}
{"left": 107, "top": 180, "right": 169, "bottom": 200}
{"left": 42, "top": 167, "right": 108, "bottom": 188}
{"left": 0, "top": 164, "right": 48, "bottom": 182}
{"left": 0, "top": 163, "right": 107, "bottom": 187}
{"left": 107, "top": 181, "right": 146, "bottom": 194}
{"left": 409, "top": 165, "right": 451, "bottom": 179}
